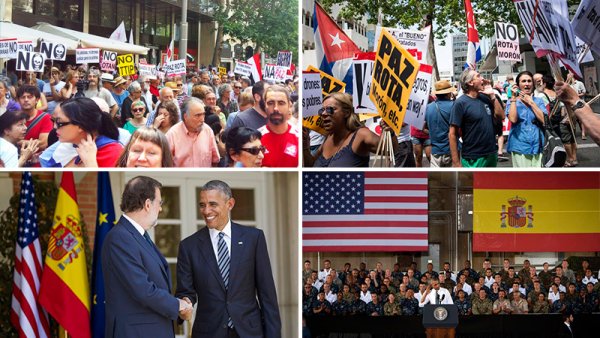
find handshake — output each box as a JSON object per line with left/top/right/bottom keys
{"left": 178, "top": 297, "right": 194, "bottom": 321}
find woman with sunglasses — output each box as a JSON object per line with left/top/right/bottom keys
{"left": 116, "top": 127, "right": 173, "bottom": 167}
{"left": 51, "top": 97, "right": 123, "bottom": 167}
{"left": 303, "top": 92, "right": 397, "bottom": 167}
{"left": 223, "top": 126, "right": 264, "bottom": 167}
{"left": 122, "top": 100, "right": 148, "bottom": 134}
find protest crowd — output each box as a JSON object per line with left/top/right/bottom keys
{"left": 0, "top": 60, "right": 299, "bottom": 168}
{"left": 302, "top": 258, "right": 600, "bottom": 318}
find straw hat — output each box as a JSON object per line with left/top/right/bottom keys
{"left": 113, "top": 76, "right": 127, "bottom": 87}
{"left": 433, "top": 80, "right": 457, "bottom": 95}
{"left": 164, "top": 81, "right": 181, "bottom": 92}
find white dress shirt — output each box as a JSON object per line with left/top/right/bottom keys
{"left": 360, "top": 291, "right": 372, "bottom": 304}
{"left": 421, "top": 287, "right": 454, "bottom": 305}
{"left": 123, "top": 214, "right": 146, "bottom": 236}
{"left": 208, "top": 220, "right": 232, "bottom": 259}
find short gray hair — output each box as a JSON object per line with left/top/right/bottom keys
{"left": 181, "top": 97, "right": 205, "bottom": 118}
{"left": 128, "top": 81, "right": 141, "bottom": 93}
{"left": 200, "top": 180, "right": 232, "bottom": 199}
{"left": 460, "top": 68, "right": 477, "bottom": 91}
{"left": 218, "top": 84, "right": 232, "bottom": 97}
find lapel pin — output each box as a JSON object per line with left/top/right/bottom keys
{"left": 238, "top": 241, "right": 243, "bottom": 245}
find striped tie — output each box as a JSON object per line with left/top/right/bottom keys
{"left": 217, "top": 232, "right": 234, "bottom": 328}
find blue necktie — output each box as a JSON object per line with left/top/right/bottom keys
{"left": 217, "top": 232, "right": 234, "bottom": 328}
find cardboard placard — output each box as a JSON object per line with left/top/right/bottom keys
{"left": 306, "top": 65, "right": 346, "bottom": 96}
{"left": 302, "top": 71, "right": 323, "bottom": 117}
{"left": 16, "top": 51, "right": 46, "bottom": 73}
{"left": 164, "top": 59, "right": 187, "bottom": 76}
{"left": 0, "top": 38, "right": 18, "bottom": 59}
{"left": 40, "top": 42, "right": 67, "bottom": 61}
{"left": 138, "top": 63, "right": 157, "bottom": 77}
{"left": 18, "top": 41, "right": 34, "bottom": 53}
{"left": 404, "top": 64, "right": 433, "bottom": 129}
{"left": 276, "top": 51, "right": 293, "bottom": 68}
{"left": 117, "top": 54, "right": 136, "bottom": 76}
{"left": 352, "top": 52, "right": 377, "bottom": 114}
{"left": 263, "top": 63, "right": 288, "bottom": 82}
{"left": 495, "top": 22, "right": 521, "bottom": 62}
{"left": 234, "top": 61, "right": 252, "bottom": 77}
{"left": 100, "top": 50, "right": 117, "bottom": 72}
{"left": 76, "top": 48, "right": 100, "bottom": 64}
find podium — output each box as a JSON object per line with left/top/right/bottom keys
{"left": 422, "top": 304, "right": 458, "bottom": 338}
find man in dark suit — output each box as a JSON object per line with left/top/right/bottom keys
{"left": 557, "top": 312, "right": 575, "bottom": 338}
{"left": 102, "top": 176, "right": 192, "bottom": 338}
{"left": 176, "top": 180, "right": 281, "bottom": 338}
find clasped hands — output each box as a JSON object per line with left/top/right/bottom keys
{"left": 178, "top": 297, "right": 193, "bottom": 321}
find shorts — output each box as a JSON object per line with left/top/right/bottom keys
{"left": 558, "top": 123, "right": 575, "bottom": 144}
{"left": 430, "top": 153, "right": 452, "bottom": 167}
{"left": 394, "top": 140, "right": 416, "bottom": 167}
{"left": 411, "top": 137, "right": 432, "bottom": 147}
{"left": 461, "top": 153, "right": 498, "bottom": 168}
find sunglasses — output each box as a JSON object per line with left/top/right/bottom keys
{"left": 234, "top": 86, "right": 242, "bottom": 89}
{"left": 241, "top": 146, "right": 266, "bottom": 155}
{"left": 51, "top": 118, "right": 72, "bottom": 128}
{"left": 177, "top": 84, "right": 183, "bottom": 87}
{"left": 317, "top": 106, "right": 335, "bottom": 116}
{"left": 132, "top": 108, "right": 145, "bottom": 112}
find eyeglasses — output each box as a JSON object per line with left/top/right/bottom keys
{"left": 51, "top": 118, "right": 73, "bottom": 128}
{"left": 234, "top": 86, "right": 242, "bottom": 89}
{"left": 317, "top": 106, "right": 335, "bottom": 116}
{"left": 241, "top": 146, "right": 266, "bottom": 155}
{"left": 132, "top": 108, "right": 145, "bottom": 112}
{"left": 177, "top": 84, "right": 183, "bottom": 87}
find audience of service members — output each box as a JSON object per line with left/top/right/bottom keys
{"left": 0, "top": 65, "right": 299, "bottom": 168}
{"left": 302, "top": 258, "right": 600, "bottom": 317}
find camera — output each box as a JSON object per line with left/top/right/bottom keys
{"left": 76, "top": 79, "right": 90, "bottom": 91}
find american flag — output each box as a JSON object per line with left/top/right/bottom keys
{"left": 303, "top": 172, "right": 428, "bottom": 252}
{"left": 11, "top": 172, "right": 51, "bottom": 337}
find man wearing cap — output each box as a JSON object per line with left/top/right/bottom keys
{"left": 42, "top": 67, "right": 65, "bottom": 114}
{"left": 100, "top": 73, "right": 115, "bottom": 91}
{"left": 84, "top": 69, "right": 119, "bottom": 118}
{"left": 425, "top": 80, "right": 457, "bottom": 167}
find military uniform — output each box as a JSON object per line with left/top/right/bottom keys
{"left": 312, "top": 299, "right": 332, "bottom": 316}
{"left": 383, "top": 301, "right": 401, "bottom": 316}
{"left": 532, "top": 301, "right": 549, "bottom": 313}
{"left": 538, "top": 270, "right": 553, "bottom": 289}
{"left": 302, "top": 293, "right": 314, "bottom": 316}
{"left": 511, "top": 298, "right": 529, "bottom": 313}
{"left": 472, "top": 297, "right": 493, "bottom": 314}
{"left": 401, "top": 297, "right": 420, "bottom": 316}
{"left": 332, "top": 299, "right": 350, "bottom": 316}
{"left": 455, "top": 298, "right": 472, "bottom": 315}
{"left": 365, "top": 301, "right": 384, "bottom": 316}
{"left": 350, "top": 299, "right": 366, "bottom": 315}
{"left": 493, "top": 299, "right": 512, "bottom": 314}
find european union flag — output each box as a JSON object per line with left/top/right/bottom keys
{"left": 91, "top": 172, "right": 116, "bottom": 337}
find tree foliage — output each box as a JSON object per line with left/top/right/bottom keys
{"left": 214, "top": 0, "right": 298, "bottom": 61}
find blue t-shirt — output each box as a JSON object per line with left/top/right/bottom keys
{"left": 505, "top": 97, "right": 547, "bottom": 155}
{"left": 425, "top": 99, "right": 454, "bottom": 155}
{"left": 112, "top": 91, "right": 129, "bottom": 109}
{"left": 450, "top": 94, "right": 497, "bottom": 159}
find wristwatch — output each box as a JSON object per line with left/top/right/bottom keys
{"left": 571, "top": 99, "right": 585, "bottom": 111}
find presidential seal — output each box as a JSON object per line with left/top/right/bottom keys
{"left": 433, "top": 306, "right": 448, "bottom": 321}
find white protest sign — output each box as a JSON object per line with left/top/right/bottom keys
{"left": 17, "top": 51, "right": 46, "bottom": 72}
{"left": 352, "top": 52, "right": 377, "bottom": 114}
{"left": 495, "top": 22, "right": 521, "bottom": 62}
{"left": 40, "top": 42, "right": 67, "bottom": 61}
{"left": 164, "top": 59, "right": 186, "bottom": 76}
{"left": 576, "top": 37, "right": 594, "bottom": 64}
{"left": 76, "top": 48, "right": 100, "bottom": 64}
{"left": 276, "top": 51, "right": 293, "bottom": 68}
{"left": 374, "top": 26, "right": 430, "bottom": 63}
{"left": 100, "top": 50, "right": 117, "bottom": 72}
{"left": 18, "top": 41, "right": 35, "bottom": 53}
{"left": 0, "top": 38, "right": 18, "bottom": 59}
{"left": 263, "top": 63, "right": 288, "bottom": 82}
{"left": 234, "top": 61, "right": 252, "bottom": 77}
{"left": 404, "top": 64, "right": 432, "bottom": 129}
{"left": 302, "top": 71, "right": 322, "bottom": 117}
{"left": 573, "top": 0, "right": 600, "bottom": 57}
{"left": 138, "top": 63, "right": 157, "bottom": 77}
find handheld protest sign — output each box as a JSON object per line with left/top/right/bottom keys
{"left": 302, "top": 115, "right": 327, "bottom": 135}
{"left": 234, "top": 61, "right": 252, "bottom": 77}
{"left": 40, "top": 42, "right": 67, "bottom": 61}
{"left": 164, "top": 59, "right": 187, "bottom": 77}
{"left": 374, "top": 26, "right": 430, "bottom": 63}
{"left": 302, "top": 71, "right": 322, "bottom": 117}
{"left": 117, "top": 54, "right": 136, "bottom": 77}
{"left": 76, "top": 48, "right": 100, "bottom": 64}
{"left": 17, "top": 51, "right": 46, "bottom": 73}
{"left": 276, "top": 51, "right": 293, "bottom": 68}
{"left": 18, "top": 41, "right": 35, "bottom": 53}
{"left": 306, "top": 65, "right": 346, "bottom": 95}
{"left": 218, "top": 67, "right": 227, "bottom": 76}
{"left": 495, "top": 22, "right": 521, "bottom": 62}
{"left": 0, "top": 38, "right": 18, "bottom": 59}
{"left": 404, "top": 64, "right": 433, "bottom": 129}
{"left": 100, "top": 50, "right": 118, "bottom": 72}
{"left": 353, "top": 52, "right": 377, "bottom": 114}
{"left": 369, "top": 28, "right": 420, "bottom": 135}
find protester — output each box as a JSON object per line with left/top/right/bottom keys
{"left": 116, "top": 127, "right": 173, "bottom": 168}
{"left": 229, "top": 81, "right": 269, "bottom": 130}
{"left": 82, "top": 69, "right": 119, "bottom": 118}
{"left": 505, "top": 71, "right": 547, "bottom": 167}
{"left": 425, "top": 80, "right": 456, "bottom": 167}
{"left": 223, "top": 126, "right": 264, "bottom": 167}
{"left": 217, "top": 83, "right": 239, "bottom": 117}
{"left": 122, "top": 100, "right": 148, "bottom": 134}
{"left": 120, "top": 81, "right": 149, "bottom": 127}
{"left": 0, "top": 79, "right": 20, "bottom": 115}
{"left": 0, "top": 110, "right": 38, "bottom": 167}
{"left": 59, "top": 70, "right": 82, "bottom": 100}
{"left": 152, "top": 100, "right": 179, "bottom": 135}
{"left": 42, "top": 67, "right": 65, "bottom": 115}
{"left": 555, "top": 80, "right": 600, "bottom": 146}
{"left": 303, "top": 92, "right": 397, "bottom": 167}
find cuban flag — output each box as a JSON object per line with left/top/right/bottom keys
{"left": 313, "top": 2, "right": 361, "bottom": 94}
{"left": 464, "top": 0, "right": 481, "bottom": 70}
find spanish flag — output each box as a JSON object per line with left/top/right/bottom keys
{"left": 473, "top": 172, "right": 600, "bottom": 252}
{"left": 39, "top": 172, "right": 91, "bottom": 338}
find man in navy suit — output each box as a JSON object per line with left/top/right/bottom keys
{"left": 102, "top": 176, "right": 193, "bottom": 338}
{"left": 176, "top": 180, "right": 281, "bottom": 338}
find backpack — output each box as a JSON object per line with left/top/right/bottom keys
{"left": 539, "top": 115, "right": 567, "bottom": 167}
{"left": 542, "top": 93, "right": 562, "bottom": 127}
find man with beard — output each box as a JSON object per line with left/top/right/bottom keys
{"left": 229, "top": 81, "right": 269, "bottom": 131}
{"left": 165, "top": 97, "right": 219, "bottom": 167}
{"left": 258, "top": 85, "right": 298, "bottom": 167}
{"left": 18, "top": 85, "right": 52, "bottom": 163}
{"left": 83, "top": 69, "right": 118, "bottom": 118}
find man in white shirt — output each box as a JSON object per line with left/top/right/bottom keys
{"left": 420, "top": 280, "right": 454, "bottom": 306}
{"left": 323, "top": 283, "right": 337, "bottom": 304}
{"left": 359, "top": 283, "right": 372, "bottom": 304}
{"left": 318, "top": 259, "right": 332, "bottom": 284}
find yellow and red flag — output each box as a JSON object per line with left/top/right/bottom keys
{"left": 39, "top": 172, "right": 91, "bottom": 338}
{"left": 473, "top": 172, "right": 600, "bottom": 252}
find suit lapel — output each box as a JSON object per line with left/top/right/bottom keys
{"left": 229, "top": 222, "right": 247, "bottom": 290}
{"left": 197, "top": 227, "right": 226, "bottom": 292}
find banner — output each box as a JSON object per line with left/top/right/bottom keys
{"left": 572, "top": 0, "right": 600, "bottom": 57}
{"left": 303, "top": 172, "right": 428, "bottom": 252}
{"left": 495, "top": 22, "right": 521, "bottom": 62}
{"left": 353, "top": 52, "right": 377, "bottom": 114}
{"left": 18, "top": 41, "right": 35, "bottom": 53}
{"left": 302, "top": 71, "right": 322, "bottom": 117}
{"left": 164, "top": 59, "right": 186, "bottom": 76}
{"left": 117, "top": 54, "right": 136, "bottom": 77}
{"left": 576, "top": 37, "right": 594, "bottom": 64}
{"left": 404, "top": 64, "right": 433, "bottom": 129}
{"left": 374, "top": 26, "right": 430, "bottom": 63}
{"left": 100, "top": 50, "right": 117, "bottom": 72}
{"left": 473, "top": 172, "right": 600, "bottom": 252}
{"left": 234, "top": 61, "right": 252, "bottom": 77}
{"left": 16, "top": 51, "right": 46, "bottom": 73}
{"left": 91, "top": 173, "right": 116, "bottom": 338}
{"left": 276, "top": 51, "right": 293, "bottom": 68}
{"left": 39, "top": 172, "right": 91, "bottom": 338}
{"left": 138, "top": 63, "right": 157, "bottom": 77}
{"left": 0, "top": 38, "right": 18, "bottom": 59}
{"left": 369, "top": 28, "right": 420, "bottom": 135}
{"left": 263, "top": 63, "right": 288, "bottom": 82}
{"left": 40, "top": 41, "right": 67, "bottom": 61}
{"left": 306, "top": 65, "right": 346, "bottom": 95}
{"left": 76, "top": 48, "right": 100, "bottom": 64}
